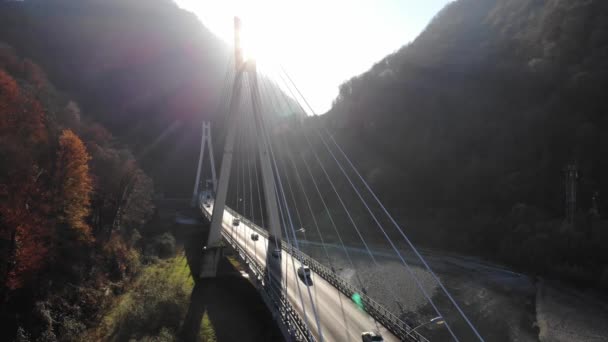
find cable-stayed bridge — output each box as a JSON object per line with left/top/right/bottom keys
{"left": 190, "top": 17, "right": 484, "bottom": 342}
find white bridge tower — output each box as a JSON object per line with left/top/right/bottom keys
{"left": 191, "top": 121, "right": 217, "bottom": 207}
{"left": 199, "top": 17, "right": 283, "bottom": 278}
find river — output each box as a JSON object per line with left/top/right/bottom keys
{"left": 298, "top": 241, "right": 608, "bottom": 342}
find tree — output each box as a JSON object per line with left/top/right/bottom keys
{"left": 0, "top": 70, "right": 51, "bottom": 290}
{"left": 22, "top": 58, "right": 49, "bottom": 89}
{"left": 0, "top": 70, "right": 47, "bottom": 147}
{"left": 120, "top": 169, "right": 154, "bottom": 229}
{"left": 1, "top": 42, "right": 158, "bottom": 339}
{"left": 54, "top": 129, "right": 93, "bottom": 242}
{"left": 86, "top": 144, "right": 153, "bottom": 239}
{"left": 2, "top": 182, "right": 52, "bottom": 290}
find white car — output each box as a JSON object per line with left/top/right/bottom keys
{"left": 361, "top": 332, "right": 384, "bottom": 342}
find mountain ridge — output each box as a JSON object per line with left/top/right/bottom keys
{"left": 322, "top": 0, "right": 608, "bottom": 287}
{"left": 0, "top": 0, "right": 229, "bottom": 195}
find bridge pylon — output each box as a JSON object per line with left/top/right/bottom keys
{"left": 199, "top": 17, "right": 283, "bottom": 278}
{"left": 191, "top": 121, "right": 217, "bottom": 207}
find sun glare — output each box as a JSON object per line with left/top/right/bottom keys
{"left": 239, "top": 20, "right": 274, "bottom": 63}
{"left": 175, "top": 0, "right": 453, "bottom": 114}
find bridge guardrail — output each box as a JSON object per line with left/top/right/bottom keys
{"left": 221, "top": 229, "right": 313, "bottom": 342}
{"left": 222, "top": 206, "right": 429, "bottom": 342}
{"left": 202, "top": 202, "right": 313, "bottom": 342}
{"left": 288, "top": 247, "right": 428, "bottom": 342}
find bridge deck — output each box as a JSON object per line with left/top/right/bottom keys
{"left": 203, "top": 203, "right": 401, "bottom": 342}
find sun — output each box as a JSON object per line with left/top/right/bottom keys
{"left": 237, "top": 17, "right": 276, "bottom": 64}
{"left": 173, "top": 1, "right": 285, "bottom": 65}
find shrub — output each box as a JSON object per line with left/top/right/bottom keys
{"left": 145, "top": 233, "right": 176, "bottom": 259}
{"left": 103, "top": 233, "right": 142, "bottom": 280}
{"left": 130, "top": 229, "right": 142, "bottom": 247}
{"left": 58, "top": 316, "right": 86, "bottom": 342}
{"left": 156, "top": 233, "right": 176, "bottom": 259}
{"left": 37, "top": 330, "right": 57, "bottom": 342}
{"left": 99, "top": 256, "right": 193, "bottom": 341}
{"left": 200, "top": 312, "right": 217, "bottom": 342}
{"left": 15, "top": 327, "right": 31, "bottom": 342}
{"left": 154, "top": 327, "right": 177, "bottom": 342}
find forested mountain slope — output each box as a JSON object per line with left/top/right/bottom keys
{"left": 0, "top": 41, "right": 156, "bottom": 341}
{"left": 323, "top": 0, "right": 608, "bottom": 286}
{"left": 0, "top": 0, "right": 228, "bottom": 195}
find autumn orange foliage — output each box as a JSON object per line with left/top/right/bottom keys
{"left": 1, "top": 42, "right": 156, "bottom": 340}
{"left": 54, "top": 129, "right": 94, "bottom": 242}
{"left": 3, "top": 186, "right": 52, "bottom": 290}
{"left": 0, "top": 69, "right": 47, "bottom": 146}
{"left": 0, "top": 69, "right": 51, "bottom": 289}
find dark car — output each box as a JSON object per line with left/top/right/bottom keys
{"left": 297, "top": 266, "right": 313, "bottom": 285}
{"left": 251, "top": 233, "right": 259, "bottom": 241}
{"left": 361, "top": 332, "right": 384, "bottom": 342}
{"left": 271, "top": 249, "right": 281, "bottom": 259}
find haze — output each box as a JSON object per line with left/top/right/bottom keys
{"left": 174, "top": 0, "right": 453, "bottom": 114}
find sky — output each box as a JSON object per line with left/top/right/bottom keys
{"left": 174, "top": 0, "right": 453, "bottom": 114}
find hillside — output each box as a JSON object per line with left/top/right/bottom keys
{"left": 323, "top": 0, "right": 608, "bottom": 287}
{"left": 0, "top": 41, "right": 159, "bottom": 341}
{"left": 0, "top": 0, "right": 228, "bottom": 195}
